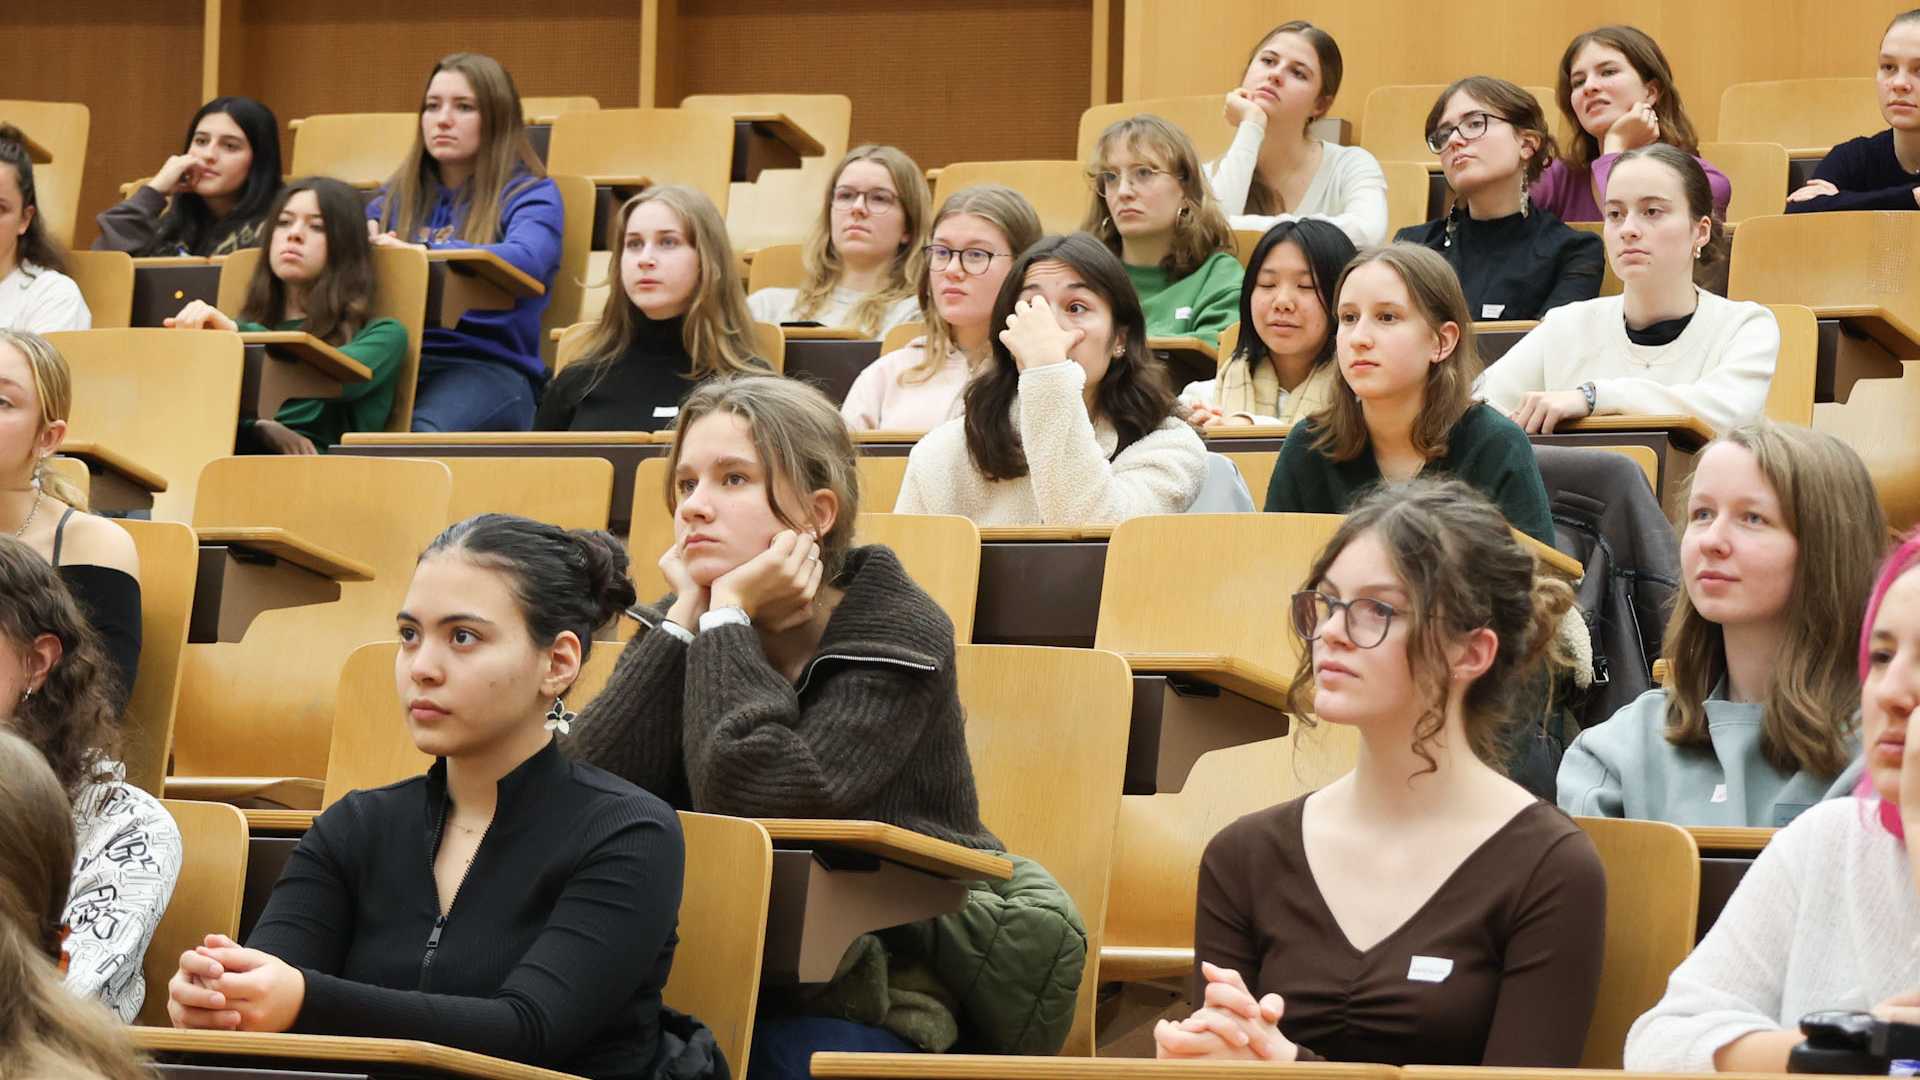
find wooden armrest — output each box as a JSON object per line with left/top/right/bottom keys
{"left": 129, "top": 1030, "right": 579, "bottom": 1080}
{"left": 426, "top": 249, "right": 546, "bottom": 298}
{"left": 243, "top": 808, "right": 320, "bottom": 833}
{"left": 1813, "top": 303, "right": 1920, "bottom": 358}
{"left": 339, "top": 430, "right": 668, "bottom": 447}
{"left": 240, "top": 331, "right": 374, "bottom": 382}
{"left": 55, "top": 441, "right": 168, "bottom": 493}
{"left": 1512, "top": 529, "right": 1583, "bottom": 580}
{"left": 1147, "top": 336, "right": 1219, "bottom": 361}
{"left": 197, "top": 526, "right": 375, "bottom": 582}
{"left": 163, "top": 776, "right": 323, "bottom": 810}
{"left": 1119, "top": 651, "right": 1295, "bottom": 711}
{"left": 755, "top": 819, "right": 1013, "bottom": 881}
{"left": 1202, "top": 424, "right": 1292, "bottom": 441}
{"left": 781, "top": 325, "right": 869, "bottom": 340}
{"left": 1557, "top": 414, "right": 1716, "bottom": 451}
{"left": 812, "top": 1053, "right": 1391, "bottom": 1079}
{"left": 733, "top": 111, "right": 827, "bottom": 157}
{"left": 1099, "top": 945, "right": 1194, "bottom": 983}
{"left": 1685, "top": 825, "right": 1775, "bottom": 853}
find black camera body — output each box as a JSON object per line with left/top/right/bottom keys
{"left": 1788, "top": 1011, "right": 1920, "bottom": 1074}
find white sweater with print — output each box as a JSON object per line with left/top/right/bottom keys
{"left": 1478, "top": 289, "right": 1779, "bottom": 435}
{"left": 1203, "top": 122, "right": 1390, "bottom": 246}
{"left": 65, "top": 772, "right": 182, "bottom": 1021}
{"left": 1624, "top": 797, "right": 1920, "bottom": 1072}
{"left": 893, "top": 360, "right": 1207, "bottom": 525}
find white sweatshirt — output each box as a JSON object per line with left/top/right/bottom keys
{"left": 1203, "top": 122, "right": 1390, "bottom": 246}
{"left": 1478, "top": 289, "right": 1779, "bottom": 435}
{"left": 894, "top": 360, "right": 1207, "bottom": 524}
{"left": 0, "top": 261, "right": 91, "bottom": 333}
{"left": 1624, "top": 797, "right": 1920, "bottom": 1072}
{"left": 65, "top": 770, "right": 182, "bottom": 1021}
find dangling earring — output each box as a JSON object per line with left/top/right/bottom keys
{"left": 1519, "top": 176, "right": 1531, "bottom": 219}
{"left": 1177, "top": 203, "right": 1192, "bottom": 222}
{"left": 1100, "top": 216, "right": 1112, "bottom": 232}
{"left": 544, "top": 696, "right": 575, "bottom": 735}
{"left": 20, "top": 686, "right": 33, "bottom": 707}
{"left": 1443, "top": 205, "right": 1458, "bottom": 249}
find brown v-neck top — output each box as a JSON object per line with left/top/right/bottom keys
{"left": 1192, "top": 796, "right": 1606, "bottom": 1067}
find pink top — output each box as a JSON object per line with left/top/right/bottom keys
{"left": 1530, "top": 152, "right": 1732, "bottom": 223}
{"left": 839, "top": 338, "right": 973, "bottom": 433}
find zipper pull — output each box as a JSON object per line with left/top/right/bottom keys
{"left": 426, "top": 915, "right": 446, "bottom": 950}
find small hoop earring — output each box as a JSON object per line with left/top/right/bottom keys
{"left": 544, "top": 696, "right": 575, "bottom": 736}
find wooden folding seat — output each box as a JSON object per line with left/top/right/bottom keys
{"left": 853, "top": 513, "right": 981, "bottom": 641}
{"left": 1572, "top": 816, "right": 1700, "bottom": 1068}
{"left": 137, "top": 800, "right": 247, "bottom": 1025}
{"left": 1381, "top": 159, "right": 1432, "bottom": 235}
{"left": 543, "top": 174, "right": 600, "bottom": 365}
{"left": 440, "top": 456, "right": 614, "bottom": 531}
{"left": 1359, "top": 84, "right": 1558, "bottom": 163}
{"left": 65, "top": 250, "right": 134, "bottom": 328}
{"left": 0, "top": 99, "right": 88, "bottom": 244}
{"left": 546, "top": 109, "right": 736, "bottom": 215}
{"left": 746, "top": 243, "right": 807, "bottom": 295}
{"left": 1699, "top": 141, "right": 1789, "bottom": 225}
{"left": 682, "top": 93, "right": 852, "bottom": 253}
{"left": 522, "top": 96, "right": 601, "bottom": 123}
{"left": 1764, "top": 302, "right": 1818, "bottom": 426}
{"left": 116, "top": 520, "right": 197, "bottom": 796}
{"left": 1719, "top": 78, "right": 1881, "bottom": 154}
{"left": 667, "top": 812, "right": 774, "bottom": 1075}
{"left": 931, "top": 161, "right": 1088, "bottom": 234}
{"left": 288, "top": 113, "right": 416, "bottom": 189}
{"left": 1077, "top": 95, "right": 1351, "bottom": 165}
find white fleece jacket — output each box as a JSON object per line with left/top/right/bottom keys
{"left": 1203, "top": 121, "right": 1390, "bottom": 246}
{"left": 893, "top": 360, "right": 1207, "bottom": 524}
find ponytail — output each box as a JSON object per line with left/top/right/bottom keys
{"left": 0, "top": 125, "right": 69, "bottom": 275}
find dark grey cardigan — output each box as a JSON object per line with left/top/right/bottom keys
{"left": 568, "top": 545, "right": 1001, "bottom": 851}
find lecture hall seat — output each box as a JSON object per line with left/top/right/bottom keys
{"left": 0, "top": 99, "right": 88, "bottom": 245}
{"left": 682, "top": 93, "right": 852, "bottom": 253}
{"left": 137, "top": 799, "right": 247, "bottom": 1026}
{"left": 931, "top": 161, "right": 1088, "bottom": 235}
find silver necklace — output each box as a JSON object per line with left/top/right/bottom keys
{"left": 12, "top": 489, "right": 41, "bottom": 538}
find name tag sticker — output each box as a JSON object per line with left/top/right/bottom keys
{"left": 1175, "top": 306, "right": 1193, "bottom": 320}
{"left": 1408, "top": 955, "right": 1453, "bottom": 983}
{"left": 653, "top": 405, "right": 679, "bottom": 419}
{"left": 1711, "top": 783, "right": 1728, "bottom": 804}
{"left": 1481, "top": 304, "right": 1505, "bottom": 318}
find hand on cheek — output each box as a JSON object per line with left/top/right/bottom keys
{"left": 710, "top": 530, "right": 824, "bottom": 630}
{"left": 660, "top": 534, "right": 711, "bottom": 630}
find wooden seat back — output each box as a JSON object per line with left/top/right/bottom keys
{"left": 290, "top": 113, "right": 417, "bottom": 188}
{"left": 546, "top": 109, "right": 736, "bottom": 214}
{"left": 1699, "top": 141, "right": 1789, "bottom": 225}
{"left": 116, "top": 519, "right": 197, "bottom": 796}
{"left": 0, "top": 100, "right": 88, "bottom": 244}
{"left": 956, "top": 644, "right": 1135, "bottom": 1055}
{"left": 544, "top": 174, "right": 599, "bottom": 368}
{"left": 172, "top": 457, "right": 452, "bottom": 781}
{"left": 682, "top": 93, "right": 852, "bottom": 252}
{"left": 667, "top": 812, "right": 773, "bottom": 1076}
{"left": 1359, "top": 84, "right": 1559, "bottom": 163}
{"left": 1730, "top": 213, "right": 1920, "bottom": 352}
{"left": 746, "top": 243, "right": 807, "bottom": 296}
{"left": 1719, "top": 78, "right": 1881, "bottom": 152}
{"left": 522, "top": 97, "right": 601, "bottom": 123}
{"left": 1573, "top": 816, "right": 1701, "bottom": 1068}
{"left": 852, "top": 513, "right": 981, "bottom": 641}
{"left": 65, "top": 250, "right": 134, "bottom": 328}
{"left": 440, "top": 456, "right": 614, "bottom": 530}
{"left": 1764, "top": 302, "right": 1818, "bottom": 426}
{"left": 139, "top": 800, "right": 247, "bottom": 1025}
{"left": 50, "top": 328, "right": 244, "bottom": 521}
{"left": 931, "top": 161, "right": 1088, "bottom": 234}
{"left": 1381, "top": 158, "right": 1431, "bottom": 236}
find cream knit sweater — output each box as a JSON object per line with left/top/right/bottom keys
{"left": 1624, "top": 797, "right": 1920, "bottom": 1072}
{"left": 1478, "top": 289, "right": 1778, "bottom": 435}
{"left": 893, "top": 360, "right": 1207, "bottom": 524}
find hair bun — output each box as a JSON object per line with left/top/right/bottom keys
{"left": 570, "top": 528, "right": 637, "bottom": 627}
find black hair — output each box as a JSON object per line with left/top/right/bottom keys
{"left": 419, "top": 514, "right": 636, "bottom": 665}
{"left": 1233, "top": 218, "right": 1356, "bottom": 376}
{"left": 0, "top": 126, "right": 68, "bottom": 275}
{"left": 152, "top": 96, "right": 285, "bottom": 257}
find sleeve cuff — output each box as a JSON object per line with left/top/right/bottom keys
{"left": 657, "top": 619, "right": 694, "bottom": 644}
{"left": 698, "top": 607, "right": 751, "bottom": 633}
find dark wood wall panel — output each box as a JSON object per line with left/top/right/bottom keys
{"left": 674, "top": 0, "right": 1093, "bottom": 170}
{"left": 3, "top": 1, "right": 205, "bottom": 248}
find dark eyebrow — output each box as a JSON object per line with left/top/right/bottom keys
{"left": 396, "top": 611, "right": 497, "bottom": 628}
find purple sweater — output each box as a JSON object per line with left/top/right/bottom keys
{"left": 1530, "top": 152, "right": 1733, "bottom": 223}
{"left": 366, "top": 174, "right": 562, "bottom": 382}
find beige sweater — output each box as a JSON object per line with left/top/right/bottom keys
{"left": 894, "top": 360, "right": 1207, "bottom": 525}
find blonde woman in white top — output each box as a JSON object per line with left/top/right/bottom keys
{"left": 1203, "top": 21, "right": 1388, "bottom": 246}
{"left": 840, "top": 185, "right": 1042, "bottom": 433}
{"left": 748, "top": 144, "right": 929, "bottom": 339}
{"left": 1479, "top": 144, "right": 1776, "bottom": 435}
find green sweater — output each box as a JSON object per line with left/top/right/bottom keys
{"left": 1263, "top": 401, "right": 1556, "bottom": 544}
{"left": 1124, "top": 251, "right": 1244, "bottom": 344}
{"left": 239, "top": 317, "right": 408, "bottom": 450}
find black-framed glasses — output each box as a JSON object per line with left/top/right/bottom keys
{"left": 831, "top": 186, "right": 901, "bottom": 214}
{"left": 1093, "top": 165, "right": 1177, "bottom": 197}
{"left": 924, "top": 244, "right": 1008, "bottom": 275}
{"left": 1426, "top": 111, "right": 1512, "bottom": 155}
{"left": 1290, "top": 590, "right": 1398, "bottom": 649}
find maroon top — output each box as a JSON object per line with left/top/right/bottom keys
{"left": 1192, "top": 796, "right": 1606, "bottom": 1066}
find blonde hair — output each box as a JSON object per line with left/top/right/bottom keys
{"left": 1663, "top": 423, "right": 1886, "bottom": 779}
{"left": 795, "top": 145, "right": 931, "bottom": 337}
{"left": 909, "top": 184, "right": 1043, "bottom": 384}
{"left": 573, "top": 186, "right": 763, "bottom": 388}
{"left": 377, "top": 52, "right": 545, "bottom": 246}
{"left": 0, "top": 729, "right": 147, "bottom": 1080}
{"left": 1310, "top": 244, "right": 1480, "bottom": 464}
{"left": 0, "top": 330, "right": 86, "bottom": 510}
{"left": 1082, "top": 114, "right": 1235, "bottom": 279}
{"left": 665, "top": 376, "right": 860, "bottom": 583}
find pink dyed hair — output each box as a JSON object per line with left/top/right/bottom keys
{"left": 1858, "top": 531, "right": 1920, "bottom": 838}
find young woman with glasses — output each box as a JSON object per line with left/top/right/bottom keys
{"left": 747, "top": 145, "right": 930, "bottom": 339}
{"left": 840, "top": 185, "right": 1042, "bottom": 432}
{"left": 1083, "top": 115, "right": 1244, "bottom": 344}
{"left": 1394, "top": 78, "right": 1603, "bottom": 322}
{"left": 1155, "top": 478, "right": 1606, "bottom": 1068}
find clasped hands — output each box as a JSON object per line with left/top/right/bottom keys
{"left": 1155, "top": 961, "right": 1300, "bottom": 1062}
{"left": 167, "top": 933, "right": 305, "bottom": 1032}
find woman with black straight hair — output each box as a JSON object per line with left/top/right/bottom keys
{"left": 95, "top": 96, "right": 284, "bottom": 258}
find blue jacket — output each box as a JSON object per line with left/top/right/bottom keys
{"left": 366, "top": 173, "right": 562, "bottom": 383}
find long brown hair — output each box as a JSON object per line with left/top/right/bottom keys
{"left": 1611, "top": 143, "right": 1730, "bottom": 289}
{"left": 1309, "top": 244, "right": 1480, "bottom": 464}
{"left": 794, "top": 145, "right": 930, "bottom": 337}
{"left": 1556, "top": 26, "right": 1701, "bottom": 173}
{"left": 376, "top": 52, "right": 545, "bottom": 246}
{"left": 239, "top": 177, "right": 375, "bottom": 347}
{"left": 573, "top": 186, "right": 763, "bottom": 388}
{"left": 0, "top": 535, "right": 124, "bottom": 796}
{"left": 0, "top": 729, "right": 147, "bottom": 1080}
{"left": 0, "top": 330, "right": 86, "bottom": 510}
{"left": 913, "top": 184, "right": 1043, "bottom": 383}
{"left": 666, "top": 375, "right": 861, "bottom": 583}
{"left": 0, "top": 125, "right": 68, "bottom": 275}
{"left": 1239, "top": 21, "right": 1344, "bottom": 216}
{"left": 1285, "top": 479, "right": 1576, "bottom": 776}
{"left": 961, "top": 233, "right": 1175, "bottom": 482}
{"left": 1082, "top": 114, "right": 1235, "bottom": 279}
{"left": 1663, "top": 424, "right": 1885, "bottom": 779}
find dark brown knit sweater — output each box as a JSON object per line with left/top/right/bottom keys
{"left": 569, "top": 545, "right": 1001, "bottom": 851}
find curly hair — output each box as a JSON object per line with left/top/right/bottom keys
{"left": 0, "top": 536, "right": 122, "bottom": 798}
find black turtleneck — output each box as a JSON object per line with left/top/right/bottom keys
{"left": 246, "top": 738, "right": 684, "bottom": 1080}
{"left": 1395, "top": 205, "right": 1604, "bottom": 322}
{"left": 534, "top": 315, "right": 703, "bottom": 432}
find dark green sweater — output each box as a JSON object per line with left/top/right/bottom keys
{"left": 239, "top": 316, "right": 408, "bottom": 450}
{"left": 1262, "top": 402, "right": 1556, "bottom": 544}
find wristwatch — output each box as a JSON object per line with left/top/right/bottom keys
{"left": 698, "top": 606, "right": 752, "bottom": 632}
{"left": 1578, "top": 381, "right": 1598, "bottom": 416}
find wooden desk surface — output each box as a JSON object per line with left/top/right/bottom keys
{"left": 783, "top": 325, "right": 870, "bottom": 340}
{"left": 1685, "top": 825, "right": 1776, "bottom": 854}
{"left": 812, "top": 1053, "right": 1397, "bottom": 1080}
{"left": 340, "top": 431, "right": 671, "bottom": 447}
{"left": 1119, "top": 651, "right": 1295, "bottom": 711}
{"left": 427, "top": 249, "right": 546, "bottom": 298}
{"left": 131, "top": 1029, "right": 578, "bottom": 1080}
{"left": 57, "top": 440, "right": 169, "bottom": 493}
{"left": 131, "top": 255, "right": 218, "bottom": 268}
{"left": 198, "top": 526, "right": 375, "bottom": 583}
{"left": 165, "top": 777, "right": 322, "bottom": 810}
{"left": 1815, "top": 302, "right": 1920, "bottom": 359}
{"left": 733, "top": 111, "right": 827, "bottom": 158}
{"left": 240, "top": 331, "right": 373, "bottom": 383}
{"left": 1513, "top": 529, "right": 1584, "bottom": 580}
{"left": 1147, "top": 335, "right": 1219, "bottom": 361}
{"left": 978, "top": 525, "right": 1116, "bottom": 542}
{"left": 1558, "top": 414, "right": 1716, "bottom": 451}
{"left": 1203, "top": 424, "right": 1292, "bottom": 443}
{"left": 1405, "top": 1068, "right": 1803, "bottom": 1080}
{"left": 757, "top": 819, "right": 1012, "bottom": 881}
{"left": 243, "top": 808, "right": 320, "bottom": 833}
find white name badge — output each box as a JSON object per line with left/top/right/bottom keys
{"left": 653, "top": 405, "right": 679, "bottom": 419}
{"left": 1711, "top": 783, "right": 1729, "bottom": 804}
{"left": 1408, "top": 955, "right": 1454, "bottom": 983}
{"left": 1481, "top": 304, "right": 1505, "bottom": 318}
{"left": 1175, "top": 306, "right": 1193, "bottom": 320}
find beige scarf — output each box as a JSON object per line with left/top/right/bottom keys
{"left": 1217, "top": 355, "right": 1339, "bottom": 424}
